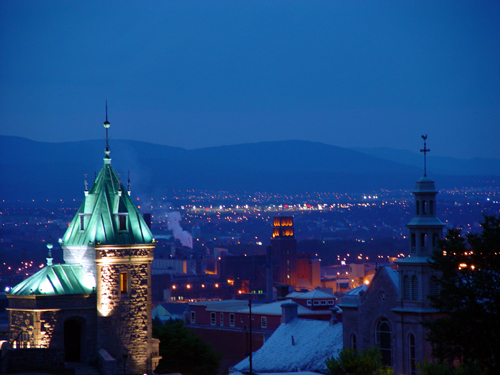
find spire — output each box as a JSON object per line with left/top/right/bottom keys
{"left": 84, "top": 172, "right": 88, "bottom": 193}
{"left": 420, "top": 134, "right": 430, "bottom": 177}
{"left": 104, "top": 100, "right": 111, "bottom": 160}
{"left": 46, "top": 237, "right": 53, "bottom": 266}
{"left": 127, "top": 170, "right": 131, "bottom": 195}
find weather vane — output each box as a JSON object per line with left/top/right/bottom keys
{"left": 420, "top": 134, "right": 430, "bottom": 177}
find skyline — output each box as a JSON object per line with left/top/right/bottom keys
{"left": 1, "top": 1, "right": 499, "bottom": 160}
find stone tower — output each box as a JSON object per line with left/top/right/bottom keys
{"left": 393, "top": 136, "right": 445, "bottom": 375}
{"left": 271, "top": 216, "right": 297, "bottom": 288}
{"left": 60, "top": 111, "right": 159, "bottom": 373}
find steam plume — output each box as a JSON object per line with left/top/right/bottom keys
{"left": 167, "top": 211, "right": 193, "bottom": 249}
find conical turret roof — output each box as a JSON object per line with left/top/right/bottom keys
{"left": 61, "top": 157, "right": 153, "bottom": 247}
{"left": 9, "top": 264, "right": 95, "bottom": 296}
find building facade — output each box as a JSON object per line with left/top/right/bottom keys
{"left": 340, "top": 148, "right": 445, "bottom": 375}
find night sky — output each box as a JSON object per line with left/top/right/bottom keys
{"left": 1, "top": 1, "right": 499, "bottom": 159}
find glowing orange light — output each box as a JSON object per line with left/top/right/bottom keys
{"left": 172, "top": 285, "right": 177, "bottom": 289}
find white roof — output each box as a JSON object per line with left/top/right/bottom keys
{"left": 240, "top": 299, "right": 327, "bottom": 316}
{"left": 286, "top": 289, "right": 335, "bottom": 299}
{"left": 232, "top": 318, "right": 343, "bottom": 373}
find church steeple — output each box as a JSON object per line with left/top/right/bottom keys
{"left": 406, "top": 135, "right": 445, "bottom": 258}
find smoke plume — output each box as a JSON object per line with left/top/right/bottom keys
{"left": 167, "top": 211, "right": 193, "bottom": 249}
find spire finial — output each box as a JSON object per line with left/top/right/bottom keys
{"left": 46, "top": 236, "right": 53, "bottom": 266}
{"left": 420, "top": 134, "right": 430, "bottom": 177}
{"left": 127, "top": 170, "right": 131, "bottom": 194}
{"left": 84, "top": 172, "right": 88, "bottom": 192}
{"left": 103, "top": 100, "right": 111, "bottom": 159}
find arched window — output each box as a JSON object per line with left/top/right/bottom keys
{"left": 420, "top": 233, "right": 427, "bottom": 250}
{"left": 376, "top": 319, "right": 392, "bottom": 367}
{"left": 409, "top": 333, "right": 416, "bottom": 375}
{"left": 430, "top": 200, "right": 434, "bottom": 215}
{"left": 416, "top": 200, "right": 420, "bottom": 215}
{"left": 432, "top": 233, "right": 438, "bottom": 249}
{"left": 411, "top": 276, "right": 418, "bottom": 301}
{"left": 411, "top": 234, "right": 416, "bottom": 253}
{"left": 429, "top": 276, "right": 439, "bottom": 296}
{"left": 422, "top": 200, "right": 427, "bottom": 214}
{"left": 403, "top": 275, "right": 410, "bottom": 300}
{"left": 350, "top": 334, "right": 357, "bottom": 350}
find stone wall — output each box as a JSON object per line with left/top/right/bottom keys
{"left": 96, "top": 245, "right": 154, "bottom": 374}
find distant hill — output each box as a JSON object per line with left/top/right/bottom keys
{"left": 351, "top": 146, "right": 500, "bottom": 176}
{"left": 0, "top": 136, "right": 498, "bottom": 202}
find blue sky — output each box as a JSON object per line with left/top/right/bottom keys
{"left": 1, "top": 1, "right": 499, "bottom": 159}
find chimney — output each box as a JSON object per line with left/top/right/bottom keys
{"left": 330, "top": 306, "right": 339, "bottom": 325}
{"left": 281, "top": 302, "right": 298, "bottom": 324}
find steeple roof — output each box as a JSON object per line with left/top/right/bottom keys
{"left": 61, "top": 158, "right": 153, "bottom": 246}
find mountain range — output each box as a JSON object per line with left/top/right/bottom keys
{"left": 1, "top": 136, "right": 498, "bottom": 203}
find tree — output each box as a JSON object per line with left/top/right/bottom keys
{"left": 326, "top": 347, "right": 393, "bottom": 375}
{"left": 418, "top": 358, "right": 489, "bottom": 375}
{"left": 152, "top": 319, "right": 221, "bottom": 375}
{"left": 424, "top": 215, "right": 500, "bottom": 372}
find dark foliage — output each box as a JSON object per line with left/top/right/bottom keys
{"left": 152, "top": 319, "right": 221, "bottom": 375}
{"left": 424, "top": 215, "right": 500, "bottom": 371}
{"left": 326, "top": 347, "right": 393, "bottom": 375}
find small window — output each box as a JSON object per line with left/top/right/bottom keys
{"left": 422, "top": 200, "right": 427, "bottom": 215}
{"left": 327, "top": 300, "right": 334, "bottom": 305}
{"left": 220, "top": 313, "right": 224, "bottom": 327}
{"left": 190, "top": 311, "right": 195, "bottom": 324}
{"left": 430, "top": 200, "right": 434, "bottom": 215}
{"left": 429, "top": 276, "right": 439, "bottom": 296}
{"left": 120, "top": 272, "right": 128, "bottom": 294}
{"left": 403, "top": 275, "right": 410, "bottom": 300}
{"left": 320, "top": 300, "right": 327, "bottom": 305}
{"left": 412, "top": 276, "right": 418, "bottom": 301}
{"left": 80, "top": 215, "right": 85, "bottom": 231}
{"left": 119, "top": 215, "right": 126, "bottom": 230}
{"left": 416, "top": 200, "right": 419, "bottom": 215}
{"left": 409, "top": 333, "right": 416, "bottom": 375}
{"left": 307, "top": 300, "right": 312, "bottom": 306}
{"left": 350, "top": 333, "right": 357, "bottom": 349}
{"left": 230, "top": 313, "right": 235, "bottom": 327}
{"left": 261, "top": 316, "right": 267, "bottom": 329}
{"left": 210, "top": 312, "right": 216, "bottom": 326}
{"left": 313, "top": 300, "right": 320, "bottom": 306}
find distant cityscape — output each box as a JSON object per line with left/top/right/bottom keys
{"left": 1, "top": 185, "right": 497, "bottom": 281}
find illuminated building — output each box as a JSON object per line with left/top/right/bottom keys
{"left": 6, "top": 111, "right": 160, "bottom": 374}
{"left": 271, "top": 216, "right": 297, "bottom": 288}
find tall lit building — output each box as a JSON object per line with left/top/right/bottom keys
{"left": 6, "top": 109, "right": 161, "bottom": 374}
{"left": 271, "top": 216, "right": 297, "bottom": 288}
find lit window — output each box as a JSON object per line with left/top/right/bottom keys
{"left": 261, "top": 316, "right": 267, "bottom": 329}
{"left": 120, "top": 272, "right": 128, "bottom": 294}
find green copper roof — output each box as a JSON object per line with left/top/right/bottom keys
{"left": 61, "top": 158, "right": 153, "bottom": 246}
{"left": 9, "top": 264, "right": 95, "bottom": 295}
